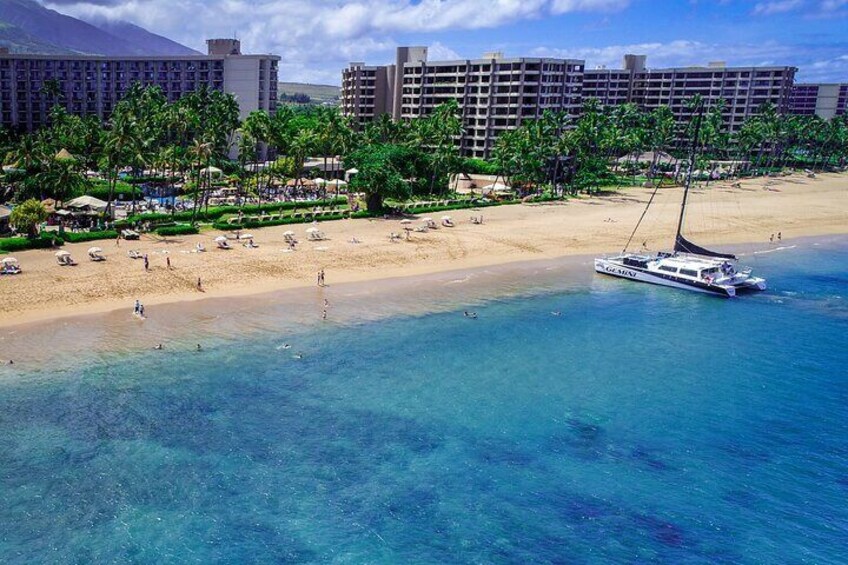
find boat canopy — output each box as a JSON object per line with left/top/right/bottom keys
{"left": 674, "top": 234, "right": 736, "bottom": 260}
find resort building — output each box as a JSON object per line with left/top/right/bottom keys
{"left": 343, "top": 47, "right": 585, "bottom": 159}
{"left": 0, "top": 39, "right": 279, "bottom": 131}
{"left": 344, "top": 48, "right": 807, "bottom": 154}
{"left": 585, "top": 56, "right": 797, "bottom": 133}
{"left": 788, "top": 83, "right": 848, "bottom": 119}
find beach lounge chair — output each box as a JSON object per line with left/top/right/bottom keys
{"left": 441, "top": 216, "right": 455, "bottom": 228}
{"left": 389, "top": 232, "right": 402, "bottom": 242}
{"left": 56, "top": 251, "right": 77, "bottom": 266}
{"left": 0, "top": 257, "right": 21, "bottom": 275}
{"left": 88, "top": 247, "right": 106, "bottom": 261}
{"left": 127, "top": 250, "right": 142, "bottom": 259}
{"left": 122, "top": 229, "right": 140, "bottom": 240}
{"left": 307, "top": 228, "right": 326, "bottom": 241}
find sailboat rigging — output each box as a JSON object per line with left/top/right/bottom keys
{"left": 594, "top": 100, "right": 766, "bottom": 298}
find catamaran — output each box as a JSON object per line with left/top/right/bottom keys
{"left": 594, "top": 103, "right": 766, "bottom": 298}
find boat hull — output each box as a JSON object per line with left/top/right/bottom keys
{"left": 594, "top": 258, "right": 736, "bottom": 297}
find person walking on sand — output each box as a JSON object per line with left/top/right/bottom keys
{"left": 166, "top": 256, "right": 171, "bottom": 269}
{"left": 317, "top": 269, "right": 325, "bottom": 287}
{"left": 143, "top": 253, "right": 149, "bottom": 271}
{"left": 197, "top": 277, "right": 203, "bottom": 292}
{"left": 777, "top": 232, "right": 782, "bottom": 242}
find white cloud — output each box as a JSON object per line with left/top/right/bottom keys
{"left": 428, "top": 41, "right": 462, "bottom": 61}
{"left": 41, "top": 0, "right": 632, "bottom": 83}
{"left": 533, "top": 40, "right": 848, "bottom": 81}
{"left": 751, "top": 0, "right": 805, "bottom": 15}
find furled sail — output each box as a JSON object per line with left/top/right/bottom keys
{"left": 674, "top": 234, "right": 737, "bottom": 260}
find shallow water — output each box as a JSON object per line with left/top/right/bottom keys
{"left": 1, "top": 237, "right": 847, "bottom": 563}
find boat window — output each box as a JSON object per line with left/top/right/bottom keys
{"left": 658, "top": 265, "right": 678, "bottom": 273}
{"left": 679, "top": 269, "right": 698, "bottom": 277}
{"left": 701, "top": 268, "right": 719, "bottom": 276}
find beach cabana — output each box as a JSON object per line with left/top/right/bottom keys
{"left": 214, "top": 235, "right": 232, "bottom": 249}
{"left": 66, "top": 195, "right": 108, "bottom": 212}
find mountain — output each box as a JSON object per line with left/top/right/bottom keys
{"left": 0, "top": 0, "right": 199, "bottom": 56}
{"left": 83, "top": 18, "right": 199, "bottom": 56}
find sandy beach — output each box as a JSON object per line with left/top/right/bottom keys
{"left": 0, "top": 171, "right": 845, "bottom": 328}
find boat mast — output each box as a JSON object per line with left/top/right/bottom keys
{"left": 674, "top": 99, "right": 705, "bottom": 248}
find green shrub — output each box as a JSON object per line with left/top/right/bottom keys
{"left": 156, "top": 225, "right": 199, "bottom": 237}
{"left": 86, "top": 179, "right": 143, "bottom": 201}
{"left": 59, "top": 230, "right": 119, "bottom": 243}
{"left": 0, "top": 234, "right": 63, "bottom": 252}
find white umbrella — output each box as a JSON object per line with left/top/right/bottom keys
{"left": 214, "top": 236, "right": 228, "bottom": 243}
{"left": 441, "top": 215, "right": 452, "bottom": 221}
{"left": 55, "top": 250, "right": 70, "bottom": 257}
{"left": 239, "top": 234, "right": 254, "bottom": 240}
{"left": 283, "top": 230, "right": 295, "bottom": 236}
{"left": 421, "top": 217, "right": 433, "bottom": 222}
{"left": 1, "top": 257, "right": 18, "bottom": 265}
{"left": 312, "top": 177, "right": 327, "bottom": 186}
{"left": 399, "top": 219, "right": 412, "bottom": 224}
{"left": 87, "top": 247, "right": 102, "bottom": 254}
{"left": 305, "top": 227, "right": 320, "bottom": 233}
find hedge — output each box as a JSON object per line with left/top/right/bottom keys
{"left": 156, "top": 225, "right": 199, "bottom": 237}
{"left": 0, "top": 235, "right": 64, "bottom": 252}
{"left": 213, "top": 213, "right": 350, "bottom": 231}
{"left": 126, "top": 197, "right": 348, "bottom": 224}
{"left": 59, "top": 230, "right": 119, "bottom": 243}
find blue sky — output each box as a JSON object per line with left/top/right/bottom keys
{"left": 45, "top": 0, "right": 848, "bottom": 84}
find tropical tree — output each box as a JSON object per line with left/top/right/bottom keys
{"left": 9, "top": 198, "right": 48, "bottom": 237}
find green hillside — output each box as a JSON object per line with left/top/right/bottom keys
{"left": 278, "top": 82, "right": 340, "bottom": 105}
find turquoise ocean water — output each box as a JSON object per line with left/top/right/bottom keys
{"left": 1, "top": 238, "right": 847, "bottom": 563}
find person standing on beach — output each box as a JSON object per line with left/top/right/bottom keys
{"left": 778, "top": 232, "right": 782, "bottom": 241}
{"left": 769, "top": 234, "right": 774, "bottom": 243}
{"left": 317, "top": 269, "right": 325, "bottom": 287}
{"left": 166, "top": 256, "right": 171, "bottom": 269}
{"left": 143, "top": 254, "right": 149, "bottom": 271}
{"left": 197, "top": 277, "right": 203, "bottom": 292}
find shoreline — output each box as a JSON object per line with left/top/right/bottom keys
{"left": 0, "top": 171, "right": 846, "bottom": 331}
{"left": 0, "top": 233, "right": 845, "bottom": 368}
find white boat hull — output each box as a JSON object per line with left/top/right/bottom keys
{"left": 594, "top": 258, "right": 743, "bottom": 297}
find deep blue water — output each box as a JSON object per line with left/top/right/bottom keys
{"left": 1, "top": 240, "right": 847, "bottom": 563}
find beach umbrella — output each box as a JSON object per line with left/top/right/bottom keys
{"left": 55, "top": 148, "right": 76, "bottom": 161}
{"left": 214, "top": 236, "right": 228, "bottom": 243}
{"left": 87, "top": 247, "right": 102, "bottom": 254}
{"left": 1, "top": 257, "right": 18, "bottom": 265}
{"left": 239, "top": 233, "right": 254, "bottom": 240}
{"left": 312, "top": 177, "right": 327, "bottom": 186}
{"left": 441, "top": 215, "right": 452, "bottom": 221}
{"left": 421, "top": 217, "right": 433, "bottom": 222}
{"left": 283, "top": 230, "right": 295, "bottom": 236}
{"left": 200, "top": 166, "right": 223, "bottom": 176}
{"left": 55, "top": 250, "right": 70, "bottom": 257}
{"left": 399, "top": 219, "right": 412, "bottom": 225}
{"left": 305, "top": 227, "right": 320, "bottom": 234}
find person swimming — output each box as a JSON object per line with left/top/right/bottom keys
{"left": 293, "top": 353, "right": 303, "bottom": 359}
{"left": 552, "top": 311, "right": 562, "bottom": 316}
{"left": 464, "top": 311, "right": 478, "bottom": 319}
{"left": 153, "top": 344, "right": 163, "bottom": 350}
{"left": 196, "top": 344, "right": 202, "bottom": 351}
